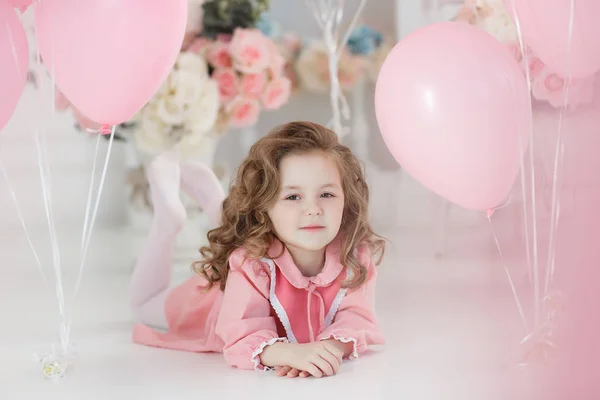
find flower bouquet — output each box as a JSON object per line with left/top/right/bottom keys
{"left": 189, "top": 26, "right": 292, "bottom": 130}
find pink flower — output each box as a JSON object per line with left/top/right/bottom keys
{"left": 268, "top": 41, "right": 286, "bottom": 77}
{"left": 282, "top": 33, "right": 302, "bottom": 53}
{"left": 240, "top": 72, "right": 267, "bottom": 98}
{"left": 212, "top": 68, "right": 239, "bottom": 104}
{"left": 532, "top": 70, "right": 596, "bottom": 109}
{"left": 228, "top": 28, "right": 270, "bottom": 73}
{"left": 261, "top": 77, "right": 292, "bottom": 110}
{"left": 226, "top": 97, "right": 260, "bottom": 127}
{"left": 206, "top": 41, "right": 233, "bottom": 68}
{"left": 188, "top": 37, "right": 211, "bottom": 54}
{"left": 544, "top": 74, "right": 564, "bottom": 92}
{"left": 506, "top": 42, "right": 523, "bottom": 63}
{"left": 525, "top": 56, "right": 546, "bottom": 79}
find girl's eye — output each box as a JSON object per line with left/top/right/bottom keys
{"left": 321, "top": 192, "right": 335, "bottom": 198}
{"left": 285, "top": 194, "right": 301, "bottom": 201}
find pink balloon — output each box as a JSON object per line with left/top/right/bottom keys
{"left": 34, "top": 0, "right": 187, "bottom": 126}
{"left": 9, "top": 0, "right": 33, "bottom": 12}
{"left": 0, "top": 2, "right": 29, "bottom": 130}
{"left": 374, "top": 22, "right": 530, "bottom": 211}
{"left": 504, "top": 0, "right": 600, "bottom": 78}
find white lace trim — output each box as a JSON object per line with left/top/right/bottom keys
{"left": 325, "top": 335, "right": 359, "bottom": 360}
{"left": 262, "top": 258, "right": 298, "bottom": 343}
{"left": 251, "top": 337, "right": 288, "bottom": 371}
{"left": 324, "top": 288, "right": 346, "bottom": 328}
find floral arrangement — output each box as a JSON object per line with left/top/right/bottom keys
{"left": 54, "top": 0, "right": 391, "bottom": 155}
{"left": 187, "top": 27, "right": 292, "bottom": 130}
{"left": 130, "top": 51, "right": 221, "bottom": 159}
{"left": 455, "top": 0, "right": 596, "bottom": 110}
{"left": 291, "top": 23, "right": 392, "bottom": 94}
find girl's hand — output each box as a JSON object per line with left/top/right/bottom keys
{"left": 274, "top": 366, "right": 310, "bottom": 378}
{"left": 260, "top": 340, "right": 344, "bottom": 377}
{"left": 285, "top": 341, "right": 344, "bottom": 378}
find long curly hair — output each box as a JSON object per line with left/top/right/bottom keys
{"left": 192, "top": 121, "right": 385, "bottom": 290}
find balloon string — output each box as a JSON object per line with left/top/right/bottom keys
{"left": 65, "top": 126, "right": 116, "bottom": 346}
{"left": 509, "top": 0, "right": 541, "bottom": 328}
{"left": 0, "top": 157, "right": 51, "bottom": 295}
{"left": 33, "top": 13, "right": 69, "bottom": 357}
{"left": 486, "top": 200, "right": 529, "bottom": 335}
{"left": 34, "top": 129, "right": 68, "bottom": 353}
{"left": 80, "top": 135, "right": 100, "bottom": 258}
{"left": 544, "top": 0, "right": 574, "bottom": 296}
{"left": 2, "top": 10, "right": 49, "bottom": 296}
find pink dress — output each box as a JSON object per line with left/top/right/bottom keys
{"left": 132, "top": 238, "right": 385, "bottom": 370}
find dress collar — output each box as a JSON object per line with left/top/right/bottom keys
{"left": 266, "top": 236, "right": 344, "bottom": 289}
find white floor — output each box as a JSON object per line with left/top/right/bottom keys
{"left": 0, "top": 223, "right": 549, "bottom": 400}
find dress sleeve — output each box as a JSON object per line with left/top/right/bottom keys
{"left": 317, "top": 246, "right": 385, "bottom": 359}
{"left": 215, "top": 250, "right": 287, "bottom": 371}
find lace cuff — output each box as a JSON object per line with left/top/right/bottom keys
{"left": 321, "top": 334, "right": 359, "bottom": 360}
{"left": 251, "top": 337, "right": 289, "bottom": 371}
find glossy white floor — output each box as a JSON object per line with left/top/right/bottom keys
{"left": 0, "top": 220, "right": 547, "bottom": 400}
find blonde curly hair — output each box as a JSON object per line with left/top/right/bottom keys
{"left": 192, "top": 121, "right": 385, "bottom": 290}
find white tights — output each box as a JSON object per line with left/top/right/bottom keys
{"left": 129, "top": 153, "right": 225, "bottom": 329}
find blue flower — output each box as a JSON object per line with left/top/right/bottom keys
{"left": 257, "top": 17, "right": 282, "bottom": 39}
{"left": 346, "top": 25, "right": 383, "bottom": 56}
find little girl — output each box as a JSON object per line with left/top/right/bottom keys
{"left": 130, "top": 121, "right": 386, "bottom": 378}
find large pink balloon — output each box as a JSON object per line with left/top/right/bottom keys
{"left": 374, "top": 22, "right": 530, "bottom": 211}
{"left": 504, "top": 0, "right": 600, "bottom": 78}
{"left": 0, "top": 2, "right": 29, "bottom": 130}
{"left": 34, "top": 0, "right": 187, "bottom": 126}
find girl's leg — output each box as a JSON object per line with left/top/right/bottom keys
{"left": 179, "top": 161, "right": 225, "bottom": 227}
{"left": 130, "top": 153, "right": 187, "bottom": 329}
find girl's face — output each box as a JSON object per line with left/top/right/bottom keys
{"left": 267, "top": 151, "right": 345, "bottom": 253}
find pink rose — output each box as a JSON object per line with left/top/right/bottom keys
{"left": 228, "top": 28, "right": 270, "bottom": 73}
{"left": 212, "top": 68, "right": 239, "bottom": 104}
{"left": 506, "top": 42, "right": 523, "bottom": 63}
{"left": 526, "top": 56, "right": 546, "bottom": 79}
{"left": 268, "top": 41, "right": 286, "bottom": 77}
{"left": 240, "top": 72, "right": 267, "bottom": 98}
{"left": 226, "top": 97, "right": 260, "bottom": 127}
{"left": 544, "top": 74, "right": 564, "bottom": 92}
{"left": 206, "top": 41, "right": 233, "bottom": 68}
{"left": 188, "top": 37, "right": 211, "bottom": 54}
{"left": 261, "top": 77, "right": 292, "bottom": 110}
{"left": 532, "top": 70, "right": 595, "bottom": 109}
{"left": 282, "top": 33, "right": 302, "bottom": 54}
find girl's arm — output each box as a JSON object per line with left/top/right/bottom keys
{"left": 316, "top": 246, "right": 386, "bottom": 359}
{"left": 214, "top": 252, "right": 288, "bottom": 371}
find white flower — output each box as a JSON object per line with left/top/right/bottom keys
{"left": 471, "top": 0, "right": 518, "bottom": 43}
{"left": 296, "top": 41, "right": 367, "bottom": 93}
{"left": 133, "top": 52, "right": 221, "bottom": 159}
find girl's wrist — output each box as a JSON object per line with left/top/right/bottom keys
{"left": 259, "top": 341, "right": 296, "bottom": 367}
{"left": 322, "top": 338, "right": 354, "bottom": 358}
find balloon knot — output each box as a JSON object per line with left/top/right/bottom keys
{"left": 99, "top": 124, "right": 112, "bottom": 135}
